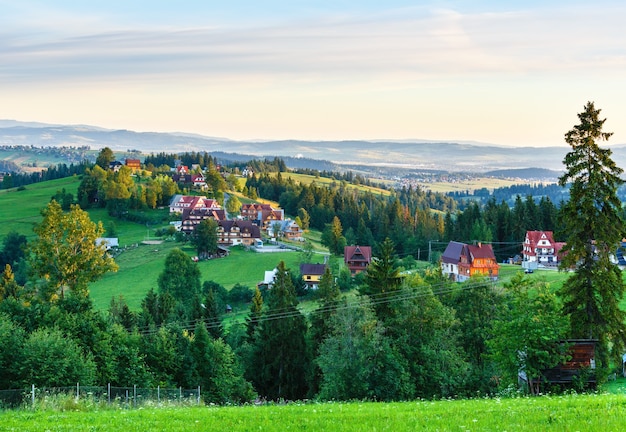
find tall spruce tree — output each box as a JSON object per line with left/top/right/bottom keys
{"left": 360, "top": 237, "right": 403, "bottom": 322}
{"left": 558, "top": 101, "right": 626, "bottom": 377}
{"left": 251, "top": 261, "right": 309, "bottom": 400}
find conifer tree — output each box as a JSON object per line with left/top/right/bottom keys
{"left": 308, "top": 267, "right": 340, "bottom": 395}
{"left": 252, "top": 261, "right": 309, "bottom": 400}
{"left": 245, "top": 286, "right": 264, "bottom": 341}
{"left": 360, "top": 237, "right": 403, "bottom": 322}
{"left": 558, "top": 101, "right": 626, "bottom": 378}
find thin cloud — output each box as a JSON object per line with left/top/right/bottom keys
{"left": 1, "top": 4, "right": 625, "bottom": 86}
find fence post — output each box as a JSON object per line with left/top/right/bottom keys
{"left": 76, "top": 382, "right": 79, "bottom": 401}
{"left": 133, "top": 385, "right": 137, "bottom": 407}
{"left": 31, "top": 384, "right": 35, "bottom": 407}
{"left": 179, "top": 386, "right": 182, "bottom": 404}
{"left": 108, "top": 383, "right": 111, "bottom": 404}
{"left": 197, "top": 386, "right": 201, "bottom": 405}
{"left": 157, "top": 385, "right": 160, "bottom": 404}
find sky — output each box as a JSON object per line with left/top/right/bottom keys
{"left": 1, "top": 0, "right": 626, "bottom": 147}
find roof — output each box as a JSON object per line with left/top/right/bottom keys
{"left": 466, "top": 243, "right": 496, "bottom": 260}
{"left": 218, "top": 220, "right": 261, "bottom": 237}
{"left": 344, "top": 245, "right": 372, "bottom": 262}
{"left": 525, "top": 230, "right": 556, "bottom": 246}
{"left": 442, "top": 241, "right": 465, "bottom": 264}
{"left": 300, "top": 263, "right": 327, "bottom": 276}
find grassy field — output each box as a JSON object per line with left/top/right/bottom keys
{"left": 418, "top": 177, "right": 529, "bottom": 194}
{"left": 90, "top": 243, "right": 306, "bottom": 311}
{"left": 277, "top": 172, "right": 392, "bottom": 197}
{"left": 0, "top": 176, "right": 82, "bottom": 238}
{"left": 2, "top": 393, "right": 626, "bottom": 431}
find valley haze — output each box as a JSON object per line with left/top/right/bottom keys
{"left": 4, "top": 120, "right": 626, "bottom": 174}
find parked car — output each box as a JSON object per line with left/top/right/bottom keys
{"left": 524, "top": 268, "right": 534, "bottom": 274}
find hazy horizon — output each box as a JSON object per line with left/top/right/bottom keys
{"left": 1, "top": 1, "right": 625, "bottom": 147}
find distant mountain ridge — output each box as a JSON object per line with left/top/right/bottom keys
{"left": 3, "top": 120, "right": 626, "bottom": 173}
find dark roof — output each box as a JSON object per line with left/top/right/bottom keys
{"left": 300, "top": 263, "right": 327, "bottom": 276}
{"left": 441, "top": 241, "right": 465, "bottom": 264}
{"left": 218, "top": 220, "right": 261, "bottom": 237}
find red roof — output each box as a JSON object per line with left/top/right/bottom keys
{"left": 344, "top": 245, "right": 372, "bottom": 263}
{"left": 466, "top": 243, "right": 496, "bottom": 260}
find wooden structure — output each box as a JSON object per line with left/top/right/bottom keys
{"left": 344, "top": 245, "right": 372, "bottom": 275}
{"left": 542, "top": 339, "right": 597, "bottom": 386}
{"left": 519, "top": 339, "right": 597, "bottom": 393}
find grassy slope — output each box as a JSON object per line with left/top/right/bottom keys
{"left": 90, "top": 244, "right": 306, "bottom": 311}
{"left": 3, "top": 393, "right": 626, "bottom": 431}
{"left": 0, "top": 176, "right": 82, "bottom": 238}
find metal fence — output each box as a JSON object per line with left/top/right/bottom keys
{"left": 0, "top": 384, "right": 201, "bottom": 409}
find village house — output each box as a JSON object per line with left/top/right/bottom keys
{"left": 216, "top": 220, "right": 261, "bottom": 246}
{"left": 180, "top": 208, "right": 227, "bottom": 234}
{"left": 169, "top": 195, "right": 221, "bottom": 214}
{"left": 344, "top": 245, "right": 372, "bottom": 275}
{"left": 108, "top": 161, "right": 123, "bottom": 172}
{"left": 522, "top": 230, "right": 565, "bottom": 270}
{"left": 441, "top": 241, "right": 499, "bottom": 282}
{"left": 240, "top": 203, "right": 285, "bottom": 233}
{"left": 125, "top": 158, "right": 141, "bottom": 171}
{"left": 441, "top": 241, "right": 465, "bottom": 281}
{"left": 300, "top": 263, "right": 327, "bottom": 289}
{"left": 269, "top": 219, "right": 304, "bottom": 241}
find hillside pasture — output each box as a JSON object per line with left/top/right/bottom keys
{"left": 417, "top": 177, "right": 524, "bottom": 194}
{"left": 0, "top": 176, "right": 81, "bottom": 238}
{"left": 278, "top": 172, "right": 392, "bottom": 197}
{"left": 89, "top": 244, "right": 305, "bottom": 311}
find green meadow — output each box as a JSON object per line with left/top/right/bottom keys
{"left": 89, "top": 243, "right": 305, "bottom": 311}
{"left": 0, "top": 176, "right": 82, "bottom": 238}
{"left": 2, "top": 393, "right": 626, "bottom": 431}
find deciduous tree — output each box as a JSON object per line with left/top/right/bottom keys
{"left": 29, "top": 201, "right": 118, "bottom": 300}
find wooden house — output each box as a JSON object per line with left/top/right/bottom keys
{"left": 457, "top": 242, "right": 499, "bottom": 281}
{"left": 344, "top": 245, "right": 372, "bottom": 275}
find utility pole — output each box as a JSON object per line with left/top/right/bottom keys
{"left": 428, "top": 240, "right": 432, "bottom": 263}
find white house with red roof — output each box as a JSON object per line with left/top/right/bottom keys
{"left": 522, "top": 230, "right": 564, "bottom": 270}
{"left": 169, "top": 195, "right": 221, "bottom": 213}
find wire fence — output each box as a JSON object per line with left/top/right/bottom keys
{"left": 0, "top": 384, "right": 201, "bottom": 409}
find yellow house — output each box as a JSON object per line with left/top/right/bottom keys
{"left": 300, "top": 263, "right": 327, "bottom": 289}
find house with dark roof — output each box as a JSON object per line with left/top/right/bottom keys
{"left": 216, "top": 220, "right": 261, "bottom": 246}
{"left": 344, "top": 245, "right": 372, "bottom": 275}
{"left": 180, "top": 208, "right": 227, "bottom": 234}
{"left": 300, "top": 263, "right": 327, "bottom": 289}
{"left": 441, "top": 241, "right": 499, "bottom": 282}
{"left": 441, "top": 241, "right": 465, "bottom": 281}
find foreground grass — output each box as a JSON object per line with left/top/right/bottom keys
{"left": 2, "top": 394, "right": 626, "bottom": 431}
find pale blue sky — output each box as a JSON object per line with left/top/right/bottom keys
{"left": 1, "top": 1, "right": 625, "bottom": 146}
